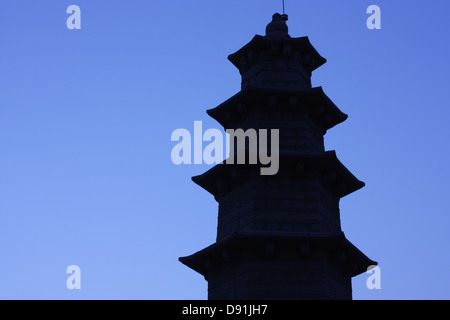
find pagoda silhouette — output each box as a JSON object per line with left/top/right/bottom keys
{"left": 180, "top": 13, "right": 376, "bottom": 300}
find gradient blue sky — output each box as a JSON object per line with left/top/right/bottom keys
{"left": 0, "top": 1, "right": 449, "bottom": 300}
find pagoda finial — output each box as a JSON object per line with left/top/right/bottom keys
{"left": 265, "top": 13, "right": 290, "bottom": 39}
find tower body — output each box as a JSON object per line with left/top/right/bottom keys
{"left": 180, "top": 14, "right": 376, "bottom": 300}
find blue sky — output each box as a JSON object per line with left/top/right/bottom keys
{"left": 0, "top": 1, "right": 449, "bottom": 300}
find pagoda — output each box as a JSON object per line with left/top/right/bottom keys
{"left": 179, "top": 13, "right": 376, "bottom": 300}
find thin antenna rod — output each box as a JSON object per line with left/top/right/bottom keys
{"left": 281, "top": 0, "right": 288, "bottom": 21}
